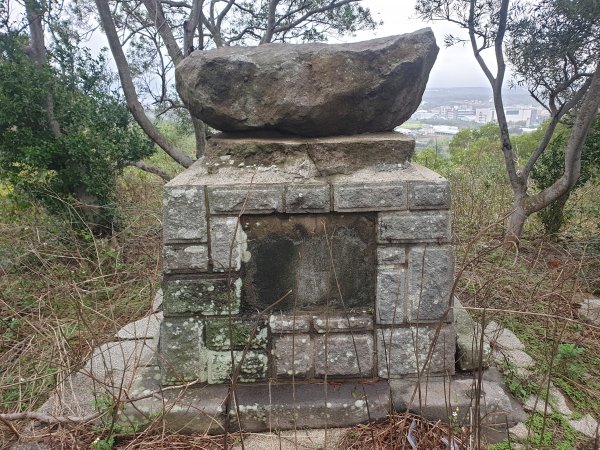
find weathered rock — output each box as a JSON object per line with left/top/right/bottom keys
{"left": 579, "top": 298, "right": 600, "bottom": 325}
{"left": 176, "top": 30, "right": 438, "bottom": 136}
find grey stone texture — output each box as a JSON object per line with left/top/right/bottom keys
{"left": 158, "top": 317, "right": 205, "bottom": 384}
{"left": 313, "top": 315, "right": 373, "bottom": 332}
{"left": 122, "top": 365, "right": 228, "bottom": 434}
{"left": 272, "top": 334, "right": 312, "bottom": 378}
{"left": 285, "top": 183, "right": 330, "bottom": 213}
{"left": 202, "top": 132, "right": 415, "bottom": 176}
{"left": 378, "top": 210, "right": 452, "bottom": 243}
{"left": 333, "top": 182, "right": 406, "bottom": 211}
{"left": 176, "top": 30, "right": 438, "bottom": 136}
{"left": 377, "top": 246, "right": 406, "bottom": 265}
{"left": 204, "top": 319, "right": 267, "bottom": 351}
{"left": 163, "top": 244, "right": 208, "bottom": 273}
{"left": 453, "top": 297, "right": 491, "bottom": 371}
{"left": 116, "top": 312, "right": 163, "bottom": 340}
{"left": 209, "top": 216, "right": 246, "bottom": 271}
{"left": 230, "top": 382, "right": 390, "bottom": 432}
{"left": 208, "top": 185, "right": 284, "bottom": 214}
{"left": 206, "top": 350, "right": 268, "bottom": 384}
{"left": 390, "top": 368, "right": 527, "bottom": 427}
{"left": 269, "top": 314, "right": 311, "bottom": 333}
{"left": 408, "top": 180, "right": 451, "bottom": 210}
{"left": 407, "top": 245, "right": 454, "bottom": 322}
{"left": 579, "top": 298, "right": 600, "bottom": 325}
{"left": 569, "top": 414, "right": 600, "bottom": 439}
{"left": 163, "top": 186, "right": 207, "bottom": 243}
{"left": 377, "top": 326, "right": 455, "bottom": 377}
{"left": 376, "top": 267, "right": 405, "bottom": 324}
{"left": 314, "top": 333, "right": 374, "bottom": 377}
{"left": 163, "top": 277, "right": 240, "bottom": 315}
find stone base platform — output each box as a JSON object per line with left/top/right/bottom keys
{"left": 120, "top": 365, "right": 525, "bottom": 435}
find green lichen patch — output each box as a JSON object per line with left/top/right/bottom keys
{"left": 204, "top": 318, "right": 267, "bottom": 351}
{"left": 207, "top": 350, "right": 269, "bottom": 384}
{"left": 163, "top": 278, "right": 240, "bottom": 315}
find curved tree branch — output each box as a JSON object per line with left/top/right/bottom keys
{"left": 95, "top": 0, "right": 194, "bottom": 168}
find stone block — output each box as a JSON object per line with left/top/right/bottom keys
{"left": 333, "top": 182, "right": 407, "bottom": 211}
{"left": 390, "top": 369, "right": 522, "bottom": 426}
{"left": 208, "top": 185, "right": 283, "bottom": 214}
{"left": 377, "top": 326, "right": 455, "bottom": 377}
{"left": 314, "top": 333, "right": 374, "bottom": 377}
{"left": 454, "top": 297, "right": 491, "bottom": 371}
{"left": 377, "top": 246, "right": 406, "bottom": 266}
{"left": 163, "top": 186, "right": 207, "bottom": 242}
{"left": 209, "top": 216, "right": 248, "bottom": 271}
{"left": 272, "top": 334, "right": 312, "bottom": 378}
{"left": 376, "top": 267, "right": 405, "bottom": 324}
{"left": 313, "top": 315, "right": 373, "bottom": 333}
{"left": 408, "top": 180, "right": 451, "bottom": 210}
{"left": 230, "top": 382, "right": 390, "bottom": 432}
{"left": 378, "top": 211, "right": 451, "bottom": 243}
{"left": 204, "top": 318, "right": 267, "bottom": 351}
{"left": 122, "top": 365, "right": 228, "bottom": 434}
{"left": 163, "top": 277, "right": 240, "bottom": 315}
{"left": 285, "top": 184, "right": 330, "bottom": 213}
{"left": 163, "top": 245, "right": 209, "bottom": 273}
{"left": 207, "top": 350, "right": 268, "bottom": 384}
{"left": 269, "top": 314, "right": 311, "bottom": 333}
{"left": 579, "top": 298, "right": 600, "bottom": 325}
{"left": 158, "top": 317, "right": 205, "bottom": 384}
{"left": 407, "top": 245, "right": 454, "bottom": 322}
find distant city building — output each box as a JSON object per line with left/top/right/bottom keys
{"left": 433, "top": 125, "right": 459, "bottom": 135}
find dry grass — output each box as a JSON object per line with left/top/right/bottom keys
{"left": 339, "top": 413, "right": 469, "bottom": 450}
{"left": 0, "top": 173, "right": 164, "bottom": 447}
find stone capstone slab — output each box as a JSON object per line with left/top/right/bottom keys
{"left": 162, "top": 277, "right": 241, "bottom": 315}
{"left": 314, "top": 333, "right": 374, "bottom": 377}
{"left": 230, "top": 382, "right": 390, "bottom": 432}
{"left": 176, "top": 30, "right": 438, "bottom": 136}
{"left": 203, "top": 132, "right": 415, "bottom": 176}
{"left": 268, "top": 314, "right": 312, "bottom": 333}
{"left": 378, "top": 211, "right": 452, "bottom": 243}
{"left": 377, "top": 326, "right": 455, "bottom": 377}
{"left": 313, "top": 315, "right": 373, "bottom": 333}
{"left": 163, "top": 186, "right": 207, "bottom": 243}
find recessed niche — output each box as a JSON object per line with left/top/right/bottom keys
{"left": 241, "top": 213, "right": 376, "bottom": 313}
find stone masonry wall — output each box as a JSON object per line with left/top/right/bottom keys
{"left": 158, "top": 145, "right": 456, "bottom": 386}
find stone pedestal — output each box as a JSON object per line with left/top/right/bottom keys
{"left": 146, "top": 132, "right": 458, "bottom": 431}
{"left": 158, "top": 132, "right": 455, "bottom": 387}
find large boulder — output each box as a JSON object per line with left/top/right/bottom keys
{"left": 176, "top": 29, "right": 438, "bottom": 137}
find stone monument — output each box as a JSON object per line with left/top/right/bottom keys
{"left": 127, "top": 29, "right": 458, "bottom": 433}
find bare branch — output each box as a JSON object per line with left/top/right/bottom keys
{"left": 126, "top": 160, "right": 172, "bottom": 181}
{"left": 271, "top": 0, "right": 358, "bottom": 35}
{"left": 95, "top": 0, "right": 194, "bottom": 168}
{"left": 141, "top": 0, "right": 184, "bottom": 65}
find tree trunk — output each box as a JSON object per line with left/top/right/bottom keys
{"left": 95, "top": 0, "right": 194, "bottom": 168}
{"left": 505, "top": 200, "right": 528, "bottom": 245}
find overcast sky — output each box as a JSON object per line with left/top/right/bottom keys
{"left": 335, "top": 0, "right": 498, "bottom": 88}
